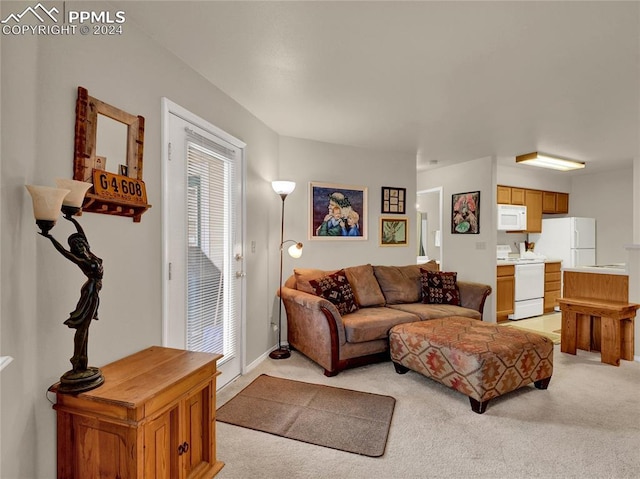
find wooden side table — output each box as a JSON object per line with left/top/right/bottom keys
{"left": 558, "top": 298, "right": 639, "bottom": 366}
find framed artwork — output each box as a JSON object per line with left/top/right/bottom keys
{"left": 379, "top": 217, "right": 408, "bottom": 246}
{"left": 309, "top": 182, "right": 367, "bottom": 240}
{"left": 451, "top": 191, "right": 480, "bottom": 234}
{"left": 381, "top": 186, "right": 406, "bottom": 214}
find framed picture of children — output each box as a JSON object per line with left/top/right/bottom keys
{"left": 309, "top": 182, "right": 367, "bottom": 240}
{"left": 451, "top": 191, "right": 480, "bottom": 234}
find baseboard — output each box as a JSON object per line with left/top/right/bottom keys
{"left": 242, "top": 342, "right": 290, "bottom": 374}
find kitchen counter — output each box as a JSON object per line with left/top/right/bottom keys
{"left": 563, "top": 264, "right": 627, "bottom": 276}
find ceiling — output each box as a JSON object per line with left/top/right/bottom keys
{"left": 118, "top": 1, "right": 639, "bottom": 174}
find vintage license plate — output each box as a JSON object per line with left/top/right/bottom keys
{"left": 92, "top": 170, "right": 148, "bottom": 205}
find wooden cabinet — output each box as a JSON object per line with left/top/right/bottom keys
{"left": 544, "top": 262, "right": 561, "bottom": 313}
{"left": 497, "top": 186, "right": 525, "bottom": 205}
{"left": 496, "top": 264, "right": 515, "bottom": 322}
{"left": 497, "top": 185, "right": 568, "bottom": 218}
{"left": 542, "top": 191, "right": 569, "bottom": 214}
{"left": 524, "top": 189, "right": 543, "bottom": 233}
{"left": 510, "top": 188, "right": 525, "bottom": 205}
{"left": 497, "top": 185, "right": 511, "bottom": 204}
{"left": 555, "top": 192, "right": 569, "bottom": 213}
{"left": 51, "top": 346, "right": 224, "bottom": 479}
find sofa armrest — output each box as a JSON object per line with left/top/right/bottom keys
{"left": 278, "top": 286, "right": 347, "bottom": 372}
{"left": 458, "top": 281, "right": 492, "bottom": 315}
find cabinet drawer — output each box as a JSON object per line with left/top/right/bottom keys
{"left": 545, "top": 262, "right": 561, "bottom": 273}
{"left": 545, "top": 272, "right": 561, "bottom": 283}
{"left": 497, "top": 265, "right": 515, "bottom": 277}
{"left": 545, "top": 281, "right": 561, "bottom": 292}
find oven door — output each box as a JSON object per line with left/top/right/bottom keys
{"left": 514, "top": 263, "right": 545, "bottom": 301}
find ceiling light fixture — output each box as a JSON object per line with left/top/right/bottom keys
{"left": 515, "top": 152, "right": 585, "bottom": 171}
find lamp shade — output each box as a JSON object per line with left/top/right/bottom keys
{"left": 272, "top": 181, "right": 296, "bottom": 195}
{"left": 55, "top": 178, "right": 92, "bottom": 208}
{"left": 25, "top": 185, "right": 70, "bottom": 221}
{"left": 288, "top": 242, "right": 303, "bottom": 258}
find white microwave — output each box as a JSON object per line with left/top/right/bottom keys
{"left": 497, "top": 204, "right": 527, "bottom": 231}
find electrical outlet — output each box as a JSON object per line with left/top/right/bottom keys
{"left": 475, "top": 242, "right": 486, "bottom": 250}
{"left": 251, "top": 240, "right": 256, "bottom": 253}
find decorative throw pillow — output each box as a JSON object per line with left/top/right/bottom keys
{"left": 309, "top": 269, "right": 359, "bottom": 315}
{"left": 420, "top": 270, "right": 461, "bottom": 305}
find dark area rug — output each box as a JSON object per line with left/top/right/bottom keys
{"left": 216, "top": 374, "right": 396, "bottom": 457}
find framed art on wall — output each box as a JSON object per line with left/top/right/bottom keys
{"left": 381, "top": 186, "right": 406, "bottom": 214}
{"left": 451, "top": 191, "right": 480, "bottom": 234}
{"left": 309, "top": 182, "right": 367, "bottom": 240}
{"left": 379, "top": 217, "right": 408, "bottom": 246}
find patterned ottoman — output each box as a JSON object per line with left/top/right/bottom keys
{"left": 389, "top": 317, "right": 553, "bottom": 414}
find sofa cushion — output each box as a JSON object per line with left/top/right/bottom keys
{"left": 421, "top": 270, "right": 461, "bottom": 305}
{"left": 387, "top": 303, "right": 481, "bottom": 321}
{"left": 294, "top": 268, "right": 338, "bottom": 294}
{"left": 309, "top": 269, "right": 359, "bottom": 316}
{"left": 344, "top": 264, "right": 386, "bottom": 307}
{"left": 342, "top": 307, "right": 420, "bottom": 343}
{"left": 373, "top": 265, "right": 423, "bottom": 304}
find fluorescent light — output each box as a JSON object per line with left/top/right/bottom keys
{"left": 515, "top": 152, "right": 585, "bottom": 171}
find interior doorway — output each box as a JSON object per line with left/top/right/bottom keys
{"left": 417, "top": 187, "right": 443, "bottom": 267}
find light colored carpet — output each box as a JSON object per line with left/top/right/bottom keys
{"left": 216, "top": 374, "right": 395, "bottom": 457}
{"left": 216, "top": 345, "right": 640, "bottom": 479}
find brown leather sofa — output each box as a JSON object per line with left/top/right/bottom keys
{"left": 278, "top": 263, "right": 492, "bottom": 376}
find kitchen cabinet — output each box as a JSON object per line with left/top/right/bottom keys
{"left": 544, "top": 262, "right": 561, "bottom": 313}
{"left": 555, "top": 193, "right": 569, "bottom": 213}
{"left": 496, "top": 264, "right": 515, "bottom": 322}
{"left": 497, "top": 185, "right": 511, "bottom": 204}
{"left": 497, "top": 186, "right": 568, "bottom": 218}
{"left": 542, "top": 192, "right": 569, "bottom": 214}
{"left": 51, "top": 346, "right": 224, "bottom": 479}
{"left": 497, "top": 186, "right": 525, "bottom": 205}
{"left": 524, "top": 189, "right": 543, "bottom": 233}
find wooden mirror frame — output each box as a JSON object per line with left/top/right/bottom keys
{"left": 73, "top": 86, "right": 150, "bottom": 222}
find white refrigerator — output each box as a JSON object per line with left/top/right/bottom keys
{"left": 528, "top": 217, "right": 596, "bottom": 267}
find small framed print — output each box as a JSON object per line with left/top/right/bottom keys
{"left": 380, "top": 216, "right": 408, "bottom": 247}
{"left": 381, "top": 186, "right": 406, "bottom": 214}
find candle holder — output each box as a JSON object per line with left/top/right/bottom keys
{"left": 26, "top": 180, "right": 105, "bottom": 394}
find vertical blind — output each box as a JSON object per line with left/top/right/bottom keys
{"left": 185, "top": 130, "right": 238, "bottom": 363}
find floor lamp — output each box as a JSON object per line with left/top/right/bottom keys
{"left": 270, "top": 180, "right": 303, "bottom": 360}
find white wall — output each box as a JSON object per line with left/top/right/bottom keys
{"left": 1, "top": 2, "right": 280, "bottom": 476}
{"left": 568, "top": 167, "right": 633, "bottom": 264}
{"left": 417, "top": 157, "right": 497, "bottom": 321}
{"left": 278, "top": 136, "right": 418, "bottom": 274}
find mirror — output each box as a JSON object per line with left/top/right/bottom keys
{"left": 417, "top": 187, "right": 443, "bottom": 266}
{"left": 96, "top": 114, "right": 128, "bottom": 176}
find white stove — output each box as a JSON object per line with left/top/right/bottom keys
{"left": 497, "top": 245, "right": 545, "bottom": 320}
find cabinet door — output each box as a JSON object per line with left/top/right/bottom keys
{"left": 510, "top": 188, "right": 525, "bottom": 205}
{"left": 497, "top": 186, "right": 511, "bottom": 204}
{"left": 542, "top": 192, "right": 556, "bottom": 213}
{"left": 183, "top": 382, "right": 215, "bottom": 478}
{"left": 496, "top": 275, "right": 515, "bottom": 322}
{"left": 524, "top": 189, "right": 543, "bottom": 232}
{"left": 556, "top": 193, "right": 569, "bottom": 213}
{"left": 144, "top": 407, "right": 180, "bottom": 479}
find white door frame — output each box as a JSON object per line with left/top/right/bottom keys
{"left": 160, "top": 98, "right": 247, "bottom": 383}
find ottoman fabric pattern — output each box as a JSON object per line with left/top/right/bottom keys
{"left": 390, "top": 317, "right": 553, "bottom": 405}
